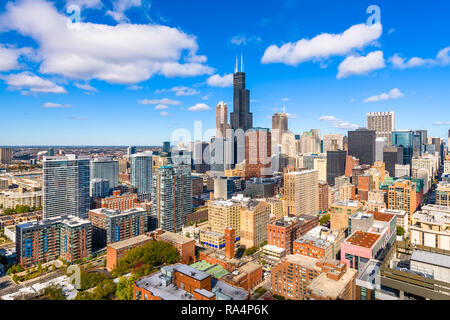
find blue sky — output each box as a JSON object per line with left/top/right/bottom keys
{"left": 0, "top": 0, "right": 449, "bottom": 146}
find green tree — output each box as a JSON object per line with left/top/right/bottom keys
{"left": 319, "top": 214, "right": 330, "bottom": 225}
{"left": 116, "top": 275, "right": 138, "bottom": 300}
{"left": 44, "top": 286, "right": 66, "bottom": 300}
{"left": 397, "top": 226, "right": 406, "bottom": 237}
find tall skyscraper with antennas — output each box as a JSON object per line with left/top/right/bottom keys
{"left": 230, "top": 55, "right": 252, "bottom": 132}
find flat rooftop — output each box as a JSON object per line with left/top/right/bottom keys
{"left": 284, "top": 254, "right": 322, "bottom": 272}
{"left": 108, "top": 234, "right": 152, "bottom": 250}
{"left": 411, "top": 250, "right": 450, "bottom": 269}
{"left": 345, "top": 231, "right": 381, "bottom": 249}
{"left": 307, "top": 267, "right": 358, "bottom": 299}
{"left": 158, "top": 231, "right": 194, "bottom": 245}
{"left": 372, "top": 211, "right": 395, "bottom": 223}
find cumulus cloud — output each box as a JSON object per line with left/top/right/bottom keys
{"left": 188, "top": 103, "right": 211, "bottom": 112}
{"left": 389, "top": 47, "right": 450, "bottom": 69}
{"left": 127, "top": 85, "right": 143, "bottom": 90}
{"left": 261, "top": 23, "right": 382, "bottom": 66}
{"left": 318, "top": 115, "right": 360, "bottom": 130}
{"left": 363, "top": 88, "right": 403, "bottom": 103}
{"left": 0, "top": 0, "right": 213, "bottom": 84}
{"left": 42, "top": 102, "right": 73, "bottom": 108}
{"left": 154, "top": 104, "right": 168, "bottom": 110}
{"left": 0, "top": 44, "right": 34, "bottom": 71}
{"left": 337, "top": 51, "right": 385, "bottom": 79}
{"left": 74, "top": 82, "right": 98, "bottom": 92}
{"left": 3, "top": 72, "right": 66, "bottom": 94}
{"left": 138, "top": 98, "right": 181, "bottom": 105}
{"left": 170, "top": 86, "right": 199, "bottom": 96}
{"left": 106, "top": 0, "right": 141, "bottom": 23}
{"left": 206, "top": 73, "right": 233, "bottom": 87}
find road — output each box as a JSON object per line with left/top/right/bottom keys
{"left": 0, "top": 270, "right": 63, "bottom": 297}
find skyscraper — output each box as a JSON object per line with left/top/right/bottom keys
{"left": 162, "top": 141, "right": 171, "bottom": 154}
{"left": 130, "top": 151, "right": 153, "bottom": 195}
{"left": 0, "top": 148, "right": 12, "bottom": 164}
{"left": 90, "top": 157, "right": 119, "bottom": 191}
{"left": 348, "top": 128, "right": 376, "bottom": 166}
{"left": 152, "top": 165, "right": 192, "bottom": 232}
{"left": 272, "top": 111, "right": 288, "bottom": 148}
{"left": 127, "top": 146, "right": 136, "bottom": 158}
{"left": 43, "top": 155, "right": 90, "bottom": 219}
{"left": 245, "top": 127, "right": 271, "bottom": 179}
{"left": 327, "top": 150, "right": 347, "bottom": 186}
{"left": 284, "top": 170, "right": 319, "bottom": 216}
{"left": 367, "top": 111, "right": 395, "bottom": 146}
{"left": 383, "top": 146, "right": 404, "bottom": 177}
{"left": 216, "top": 101, "right": 231, "bottom": 138}
{"left": 375, "top": 137, "right": 387, "bottom": 162}
{"left": 230, "top": 56, "right": 252, "bottom": 133}
{"left": 392, "top": 130, "right": 413, "bottom": 166}
{"left": 323, "top": 134, "right": 344, "bottom": 154}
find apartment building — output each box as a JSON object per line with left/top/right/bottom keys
{"left": 388, "top": 179, "right": 417, "bottom": 223}
{"left": 330, "top": 200, "right": 363, "bottom": 232}
{"left": 284, "top": 170, "right": 319, "bottom": 216}
{"left": 240, "top": 200, "right": 270, "bottom": 248}
{"left": 410, "top": 205, "right": 450, "bottom": 250}
{"left": 293, "top": 226, "right": 345, "bottom": 260}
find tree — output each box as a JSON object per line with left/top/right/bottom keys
{"left": 397, "top": 226, "right": 406, "bottom": 237}
{"left": 116, "top": 275, "right": 138, "bottom": 300}
{"left": 319, "top": 214, "right": 330, "bottom": 225}
{"left": 44, "top": 286, "right": 66, "bottom": 300}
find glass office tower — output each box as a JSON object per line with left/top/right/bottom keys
{"left": 392, "top": 130, "right": 413, "bottom": 166}
{"left": 90, "top": 157, "right": 119, "bottom": 192}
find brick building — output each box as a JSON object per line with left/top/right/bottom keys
{"left": 94, "top": 190, "right": 137, "bottom": 210}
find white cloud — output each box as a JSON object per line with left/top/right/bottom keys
{"left": 261, "top": 23, "right": 382, "bottom": 66}
{"left": 434, "top": 121, "right": 450, "bottom": 126}
{"left": 389, "top": 47, "right": 450, "bottom": 69}
{"left": 106, "top": 0, "right": 141, "bottom": 23}
{"left": 127, "top": 85, "right": 143, "bottom": 90}
{"left": 160, "top": 111, "right": 170, "bottom": 117}
{"left": 0, "top": 44, "right": 33, "bottom": 71}
{"left": 155, "top": 104, "right": 168, "bottom": 110}
{"left": 363, "top": 88, "right": 403, "bottom": 103}
{"left": 74, "top": 82, "right": 98, "bottom": 92}
{"left": 138, "top": 98, "right": 181, "bottom": 105}
{"left": 286, "top": 113, "right": 296, "bottom": 119}
{"left": 230, "top": 34, "right": 262, "bottom": 46}
{"left": 0, "top": 0, "right": 213, "bottom": 84}
{"left": 206, "top": 73, "right": 233, "bottom": 87}
{"left": 66, "top": 0, "right": 102, "bottom": 9}
{"left": 318, "top": 115, "right": 359, "bottom": 130}
{"left": 337, "top": 51, "right": 385, "bottom": 79}
{"left": 188, "top": 103, "right": 211, "bottom": 112}
{"left": 170, "top": 86, "right": 199, "bottom": 96}
{"left": 3, "top": 72, "right": 66, "bottom": 94}
{"left": 43, "top": 102, "right": 73, "bottom": 108}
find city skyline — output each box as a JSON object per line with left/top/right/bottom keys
{"left": 0, "top": 0, "right": 449, "bottom": 146}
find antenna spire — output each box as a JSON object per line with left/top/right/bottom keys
{"left": 283, "top": 104, "right": 286, "bottom": 114}
{"left": 241, "top": 54, "right": 244, "bottom": 72}
{"left": 235, "top": 56, "right": 238, "bottom": 73}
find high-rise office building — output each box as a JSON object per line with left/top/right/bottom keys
{"left": 127, "top": 146, "right": 136, "bottom": 158}
{"left": 348, "top": 128, "right": 376, "bottom": 166}
{"left": 245, "top": 127, "right": 271, "bottom": 179}
{"left": 326, "top": 150, "right": 347, "bottom": 186}
{"left": 190, "top": 140, "right": 210, "bottom": 173}
{"left": 392, "top": 130, "right": 414, "bottom": 166}
{"left": 90, "top": 178, "right": 110, "bottom": 198}
{"left": 43, "top": 155, "right": 90, "bottom": 219}
{"left": 272, "top": 112, "right": 288, "bottom": 148}
{"left": 90, "top": 157, "right": 119, "bottom": 191}
{"left": 162, "top": 141, "right": 171, "bottom": 154}
{"left": 130, "top": 151, "right": 153, "bottom": 195}
{"left": 323, "top": 134, "right": 344, "bottom": 154}
{"left": 0, "top": 148, "right": 12, "bottom": 164}
{"left": 210, "top": 137, "right": 233, "bottom": 176}
{"left": 366, "top": 111, "right": 395, "bottom": 146}
{"left": 152, "top": 165, "right": 192, "bottom": 232}
{"left": 230, "top": 56, "right": 252, "bottom": 133}
{"left": 216, "top": 101, "right": 231, "bottom": 138}
{"left": 383, "top": 146, "right": 403, "bottom": 177}
{"left": 375, "top": 137, "right": 387, "bottom": 162}
{"left": 284, "top": 170, "right": 319, "bottom": 216}
{"left": 298, "top": 130, "right": 321, "bottom": 154}
{"left": 208, "top": 198, "right": 242, "bottom": 238}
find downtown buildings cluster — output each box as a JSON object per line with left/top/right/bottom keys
{"left": 1, "top": 63, "right": 450, "bottom": 301}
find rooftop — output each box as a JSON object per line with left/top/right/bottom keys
{"left": 108, "top": 234, "right": 152, "bottom": 250}
{"left": 157, "top": 231, "right": 194, "bottom": 245}
{"left": 411, "top": 250, "right": 450, "bottom": 269}
{"left": 307, "top": 267, "right": 358, "bottom": 299}
{"left": 344, "top": 231, "right": 381, "bottom": 249}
